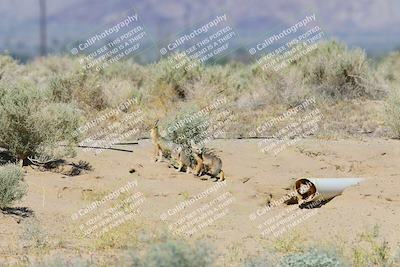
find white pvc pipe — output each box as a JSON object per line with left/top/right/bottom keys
{"left": 295, "top": 178, "right": 364, "bottom": 202}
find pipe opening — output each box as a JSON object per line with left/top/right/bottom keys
{"left": 295, "top": 178, "right": 317, "bottom": 201}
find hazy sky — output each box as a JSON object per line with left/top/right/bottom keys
{"left": 1, "top": 0, "right": 399, "bottom": 57}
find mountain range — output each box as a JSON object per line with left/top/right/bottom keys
{"left": 1, "top": 0, "right": 399, "bottom": 60}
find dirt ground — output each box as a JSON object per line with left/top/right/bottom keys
{"left": 1, "top": 138, "right": 399, "bottom": 266}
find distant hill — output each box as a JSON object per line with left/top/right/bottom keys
{"left": 1, "top": 0, "right": 399, "bottom": 60}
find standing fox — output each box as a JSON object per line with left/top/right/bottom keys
{"left": 150, "top": 120, "right": 171, "bottom": 162}
{"left": 191, "top": 140, "right": 225, "bottom": 181}
{"left": 171, "top": 146, "right": 193, "bottom": 173}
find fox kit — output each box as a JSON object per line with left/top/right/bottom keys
{"left": 171, "top": 146, "right": 193, "bottom": 173}
{"left": 150, "top": 120, "right": 170, "bottom": 162}
{"left": 191, "top": 140, "right": 225, "bottom": 181}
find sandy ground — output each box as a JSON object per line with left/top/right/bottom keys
{"left": 1, "top": 138, "right": 399, "bottom": 266}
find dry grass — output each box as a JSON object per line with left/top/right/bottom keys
{"left": 1, "top": 40, "right": 396, "bottom": 143}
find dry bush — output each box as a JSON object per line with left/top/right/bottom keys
{"left": 352, "top": 225, "right": 399, "bottom": 267}
{"left": 254, "top": 65, "right": 309, "bottom": 108}
{"left": 102, "top": 79, "right": 139, "bottom": 107}
{"left": 30, "top": 257, "right": 92, "bottom": 267}
{"left": 143, "top": 54, "right": 203, "bottom": 115}
{"left": 0, "top": 164, "right": 26, "bottom": 209}
{"left": 292, "top": 40, "right": 382, "bottom": 100}
{"left": 0, "top": 55, "right": 24, "bottom": 87}
{"left": 93, "top": 221, "right": 140, "bottom": 250}
{"left": 0, "top": 40, "right": 395, "bottom": 140}
{"left": 202, "top": 63, "right": 254, "bottom": 95}
{"left": 49, "top": 69, "right": 109, "bottom": 112}
{"left": 0, "top": 55, "right": 19, "bottom": 76}
{"left": 385, "top": 87, "right": 400, "bottom": 138}
{"left": 23, "top": 56, "right": 81, "bottom": 87}
{"left": 378, "top": 52, "right": 400, "bottom": 84}
{"left": 379, "top": 53, "right": 400, "bottom": 138}
{"left": 131, "top": 240, "right": 215, "bottom": 267}
{"left": 0, "top": 82, "right": 80, "bottom": 161}
{"left": 20, "top": 219, "right": 49, "bottom": 250}
{"left": 102, "top": 59, "right": 147, "bottom": 85}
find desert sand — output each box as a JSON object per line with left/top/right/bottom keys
{"left": 1, "top": 138, "right": 399, "bottom": 265}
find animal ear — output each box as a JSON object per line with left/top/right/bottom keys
{"left": 154, "top": 119, "right": 159, "bottom": 127}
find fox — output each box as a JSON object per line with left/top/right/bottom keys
{"left": 150, "top": 120, "right": 171, "bottom": 162}
{"left": 171, "top": 145, "right": 193, "bottom": 173}
{"left": 190, "top": 140, "right": 225, "bottom": 181}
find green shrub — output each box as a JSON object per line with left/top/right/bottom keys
{"left": 0, "top": 164, "right": 26, "bottom": 208}
{"left": 0, "top": 82, "right": 80, "bottom": 161}
{"left": 163, "top": 107, "right": 209, "bottom": 152}
{"left": 245, "top": 248, "right": 346, "bottom": 267}
{"left": 132, "top": 240, "right": 215, "bottom": 267}
{"left": 278, "top": 248, "right": 346, "bottom": 267}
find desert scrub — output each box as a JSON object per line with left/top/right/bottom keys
{"left": 131, "top": 240, "right": 215, "bottom": 267}
{"left": 352, "top": 225, "right": 399, "bottom": 267}
{"left": 245, "top": 255, "right": 277, "bottom": 267}
{"left": 245, "top": 248, "right": 346, "bottom": 267}
{"left": 92, "top": 220, "right": 140, "bottom": 250}
{"left": 49, "top": 69, "right": 108, "bottom": 111}
{"left": 163, "top": 106, "right": 209, "bottom": 151}
{"left": 203, "top": 63, "right": 254, "bottom": 95}
{"left": 0, "top": 164, "right": 26, "bottom": 208}
{"left": 278, "top": 248, "right": 347, "bottom": 267}
{"left": 30, "top": 257, "right": 93, "bottom": 267}
{"left": 378, "top": 52, "right": 400, "bottom": 84}
{"left": 144, "top": 54, "right": 203, "bottom": 114}
{"left": 290, "top": 40, "right": 381, "bottom": 100}
{"left": 273, "top": 233, "right": 306, "bottom": 254}
{"left": 385, "top": 87, "right": 400, "bottom": 138}
{"left": 102, "top": 59, "right": 147, "bottom": 85}
{"left": 21, "top": 220, "right": 49, "bottom": 250}
{"left": 0, "top": 82, "right": 80, "bottom": 162}
{"left": 0, "top": 55, "right": 21, "bottom": 84}
{"left": 0, "top": 55, "right": 19, "bottom": 75}
{"left": 49, "top": 76, "right": 75, "bottom": 103}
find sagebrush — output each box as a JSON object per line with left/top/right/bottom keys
{"left": 0, "top": 82, "right": 80, "bottom": 162}
{"left": 131, "top": 240, "right": 215, "bottom": 267}
{"left": 0, "top": 164, "right": 26, "bottom": 208}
